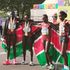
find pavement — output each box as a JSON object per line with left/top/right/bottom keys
{"left": 0, "top": 37, "right": 69, "bottom": 70}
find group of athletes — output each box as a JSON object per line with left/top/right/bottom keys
{"left": 2, "top": 11, "right": 70, "bottom": 70}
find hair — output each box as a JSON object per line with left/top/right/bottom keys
{"left": 11, "top": 11, "right": 16, "bottom": 19}
{"left": 59, "top": 11, "right": 67, "bottom": 18}
{"left": 43, "top": 14, "right": 48, "bottom": 19}
{"left": 43, "top": 14, "right": 48, "bottom": 23}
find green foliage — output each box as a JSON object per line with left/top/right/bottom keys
{"left": 0, "top": 0, "right": 45, "bottom": 18}
{"left": 0, "top": 11, "right": 7, "bottom": 18}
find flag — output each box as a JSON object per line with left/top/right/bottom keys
{"left": 33, "top": 27, "right": 70, "bottom": 66}
{"left": 34, "top": 29, "right": 70, "bottom": 66}
{"left": 2, "top": 25, "right": 23, "bottom": 59}
{"left": 51, "top": 29, "right": 62, "bottom": 53}
{"left": 34, "top": 36, "right": 47, "bottom": 66}
{"left": 2, "top": 25, "right": 40, "bottom": 59}
{"left": 50, "top": 29, "right": 70, "bottom": 66}
{"left": 50, "top": 29, "right": 63, "bottom": 63}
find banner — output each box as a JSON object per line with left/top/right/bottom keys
{"left": 58, "top": 0, "right": 64, "bottom": 6}
{"left": 33, "top": 4, "right": 58, "bottom": 9}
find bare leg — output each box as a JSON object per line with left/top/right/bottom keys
{"left": 22, "top": 36, "right": 27, "bottom": 62}
{"left": 6, "top": 35, "right": 11, "bottom": 60}
{"left": 62, "top": 42, "right": 68, "bottom": 66}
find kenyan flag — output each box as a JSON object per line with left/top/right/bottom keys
{"left": 50, "top": 29, "right": 70, "bottom": 66}
{"left": 2, "top": 25, "right": 40, "bottom": 60}
{"left": 2, "top": 25, "right": 23, "bottom": 59}
{"left": 33, "top": 29, "right": 62, "bottom": 66}
{"left": 34, "top": 29, "right": 70, "bottom": 66}
{"left": 34, "top": 36, "right": 47, "bottom": 67}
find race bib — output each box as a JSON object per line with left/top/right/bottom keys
{"left": 41, "top": 28, "right": 49, "bottom": 35}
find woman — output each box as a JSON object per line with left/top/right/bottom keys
{"left": 58, "top": 11, "right": 69, "bottom": 70}
{"left": 3, "top": 11, "right": 17, "bottom": 65}
{"left": 21, "top": 15, "right": 34, "bottom": 66}
{"left": 36, "top": 14, "right": 54, "bottom": 69}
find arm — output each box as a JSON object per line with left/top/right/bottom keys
{"left": 34, "top": 23, "right": 42, "bottom": 28}
{"left": 65, "top": 22, "right": 69, "bottom": 37}
{"left": 3, "top": 20, "right": 8, "bottom": 37}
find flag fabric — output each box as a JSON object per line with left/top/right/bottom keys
{"left": 2, "top": 24, "right": 70, "bottom": 66}
{"left": 2, "top": 25, "right": 40, "bottom": 59}
{"left": 34, "top": 29, "right": 70, "bottom": 66}
{"left": 51, "top": 29, "right": 70, "bottom": 66}
{"left": 2, "top": 25, "right": 23, "bottom": 59}
{"left": 51, "top": 29, "right": 62, "bottom": 53}
{"left": 34, "top": 36, "right": 47, "bottom": 66}
{"left": 33, "top": 29, "right": 62, "bottom": 66}
{"left": 50, "top": 29, "right": 63, "bottom": 63}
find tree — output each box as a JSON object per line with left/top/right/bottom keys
{"left": 0, "top": 0, "right": 45, "bottom": 18}
{"left": 32, "top": 0, "right": 45, "bottom": 4}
